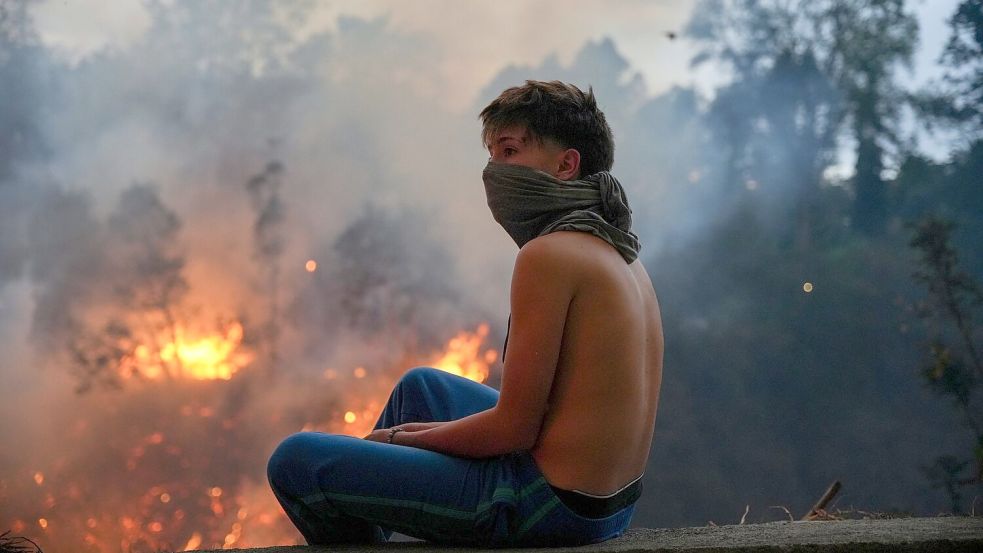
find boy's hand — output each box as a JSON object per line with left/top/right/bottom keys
{"left": 363, "top": 429, "right": 393, "bottom": 443}
{"left": 362, "top": 422, "right": 446, "bottom": 443}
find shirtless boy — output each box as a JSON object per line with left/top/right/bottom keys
{"left": 267, "top": 80, "right": 664, "bottom": 547}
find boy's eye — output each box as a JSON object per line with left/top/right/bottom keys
{"left": 504, "top": 148, "right": 516, "bottom": 157}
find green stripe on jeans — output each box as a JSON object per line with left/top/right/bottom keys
{"left": 517, "top": 496, "right": 560, "bottom": 538}
{"left": 302, "top": 475, "right": 548, "bottom": 524}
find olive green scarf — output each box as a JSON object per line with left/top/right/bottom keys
{"left": 482, "top": 161, "right": 641, "bottom": 264}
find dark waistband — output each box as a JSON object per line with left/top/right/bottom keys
{"left": 549, "top": 476, "right": 642, "bottom": 519}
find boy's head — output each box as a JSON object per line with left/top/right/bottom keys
{"left": 479, "top": 80, "right": 614, "bottom": 181}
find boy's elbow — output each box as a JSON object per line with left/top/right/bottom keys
{"left": 492, "top": 406, "right": 544, "bottom": 452}
{"left": 491, "top": 430, "right": 535, "bottom": 455}
{"left": 518, "top": 433, "right": 538, "bottom": 452}
{"left": 511, "top": 418, "right": 543, "bottom": 452}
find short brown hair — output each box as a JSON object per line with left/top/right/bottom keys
{"left": 479, "top": 80, "right": 614, "bottom": 176}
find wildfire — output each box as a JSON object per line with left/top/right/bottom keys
{"left": 11, "top": 323, "right": 500, "bottom": 553}
{"left": 430, "top": 323, "right": 497, "bottom": 383}
{"left": 121, "top": 321, "right": 253, "bottom": 381}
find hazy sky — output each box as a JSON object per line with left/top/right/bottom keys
{"left": 28, "top": 0, "right": 960, "bottom": 110}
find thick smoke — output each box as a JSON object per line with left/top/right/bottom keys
{"left": 0, "top": 3, "right": 506, "bottom": 551}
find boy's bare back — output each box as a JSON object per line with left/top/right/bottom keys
{"left": 514, "top": 230, "right": 663, "bottom": 496}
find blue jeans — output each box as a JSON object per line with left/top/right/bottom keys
{"left": 267, "top": 366, "right": 635, "bottom": 547}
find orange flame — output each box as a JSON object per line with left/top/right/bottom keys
{"left": 430, "top": 323, "right": 496, "bottom": 383}
{"left": 182, "top": 531, "right": 202, "bottom": 551}
{"left": 331, "top": 323, "right": 498, "bottom": 437}
{"left": 121, "top": 321, "right": 253, "bottom": 381}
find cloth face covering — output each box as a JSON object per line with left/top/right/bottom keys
{"left": 482, "top": 161, "right": 641, "bottom": 264}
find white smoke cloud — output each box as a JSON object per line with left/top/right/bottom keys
{"left": 29, "top": 0, "right": 700, "bottom": 110}
{"left": 28, "top": 0, "right": 152, "bottom": 63}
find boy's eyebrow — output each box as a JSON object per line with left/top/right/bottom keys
{"left": 496, "top": 135, "right": 525, "bottom": 145}
{"left": 485, "top": 133, "right": 527, "bottom": 151}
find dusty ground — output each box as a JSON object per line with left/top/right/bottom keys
{"left": 192, "top": 516, "right": 982, "bottom": 552}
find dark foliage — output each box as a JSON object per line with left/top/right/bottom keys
{"left": 915, "top": 0, "right": 983, "bottom": 138}
{"left": 909, "top": 217, "right": 983, "bottom": 513}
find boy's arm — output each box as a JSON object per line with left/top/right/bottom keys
{"left": 397, "top": 237, "right": 577, "bottom": 457}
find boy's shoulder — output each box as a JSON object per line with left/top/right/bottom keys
{"left": 520, "top": 230, "right": 621, "bottom": 265}
{"left": 516, "top": 231, "right": 621, "bottom": 284}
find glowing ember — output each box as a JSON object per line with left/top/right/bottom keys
{"left": 33, "top": 471, "right": 44, "bottom": 485}
{"left": 343, "top": 411, "right": 357, "bottom": 424}
{"left": 353, "top": 366, "right": 367, "bottom": 379}
{"left": 305, "top": 259, "right": 317, "bottom": 272}
{"left": 430, "top": 323, "right": 496, "bottom": 383}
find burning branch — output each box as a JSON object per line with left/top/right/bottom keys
{"left": 0, "top": 531, "right": 43, "bottom": 553}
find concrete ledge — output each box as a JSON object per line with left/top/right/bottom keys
{"left": 194, "top": 517, "right": 983, "bottom": 552}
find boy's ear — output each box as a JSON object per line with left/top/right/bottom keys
{"left": 555, "top": 148, "right": 581, "bottom": 180}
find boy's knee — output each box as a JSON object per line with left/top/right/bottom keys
{"left": 398, "top": 366, "right": 441, "bottom": 388}
{"left": 267, "top": 432, "right": 319, "bottom": 484}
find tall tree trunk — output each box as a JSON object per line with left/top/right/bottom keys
{"left": 852, "top": 85, "right": 886, "bottom": 235}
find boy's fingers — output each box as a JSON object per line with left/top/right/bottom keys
{"left": 363, "top": 429, "right": 389, "bottom": 442}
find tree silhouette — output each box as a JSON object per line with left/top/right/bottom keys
{"left": 688, "top": 0, "right": 916, "bottom": 235}
{"left": 909, "top": 217, "right": 983, "bottom": 513}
